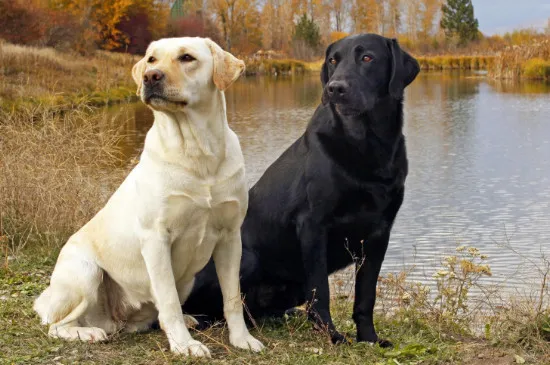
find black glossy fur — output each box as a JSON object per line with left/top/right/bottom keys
{"left": 183, "top": 34, "right": 420, "bottom": 345}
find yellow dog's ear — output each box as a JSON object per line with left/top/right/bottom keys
{"left": 205, "top": 38, "right": 245, "bottom": 91}
{"left": 132, "top": 57, "right": 147, "bottom": 96}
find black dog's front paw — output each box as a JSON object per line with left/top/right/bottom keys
{"left": 374, "top": 338, "right": 393, "bottom": 348}
{"left": 357, "top": 336, "right": 393, "bottom": 347}
{"left": 331, "top": 331, "right": 352, "bottom": 345}
{"left": 357, "top": 328, "right": 393, "bottom": 348}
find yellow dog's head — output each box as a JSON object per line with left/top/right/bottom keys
{"left": 132, "top": 37, "right": 245, "bottom": 112}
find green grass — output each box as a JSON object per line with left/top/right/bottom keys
{"left": 1, "top": 246, "right": 542, "bottom": 365}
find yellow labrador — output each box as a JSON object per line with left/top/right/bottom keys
{"left": 34, "top": 37, "right": 264, "bottom": 357}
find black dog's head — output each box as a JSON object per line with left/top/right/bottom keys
{"left": 321, "top": 34, "right": 420, "bottom": 116}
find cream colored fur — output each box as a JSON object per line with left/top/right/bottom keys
{"left": 33, "top": 37, "right": 264, "bottom": 357}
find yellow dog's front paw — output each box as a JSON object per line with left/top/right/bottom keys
{"left": 171, "top": 339, "right": 211, "bottom": 357}
{"left": 230, "top": 333, "right": 265, "bottom": 352}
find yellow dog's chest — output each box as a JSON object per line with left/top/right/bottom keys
{"left": 166, "top": 186, "right": 243, "bottom": 281}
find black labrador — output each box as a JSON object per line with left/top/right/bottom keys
{"left": 184, "top": 34, "right": 420, "bottom": 346}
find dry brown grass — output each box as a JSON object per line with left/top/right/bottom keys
{"left": 416, "top": 55, "right": 495, "bottom": 71}
{"left": 0, "top": 41, "right": 139, "bottom": 108}
{"left": 330, "top": 243, "right": 550, "bottom": 361}
{"left": 489, "top": 39, "right": 550, "bottom": 80}
{"left": 0, "top": 105, "right": 129, "bottom": 254}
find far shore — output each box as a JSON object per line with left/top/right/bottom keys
{"left": 1, "top": 41, "right": 548, "bottom": 111}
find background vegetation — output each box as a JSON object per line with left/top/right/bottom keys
{"left": 1, "top": 0, "right": 549, "bottom": 80}
{"left": 0, "top": 0, "right": 548, "bottom": 57}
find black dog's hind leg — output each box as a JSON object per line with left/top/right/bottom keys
{"left": 298, "top": 217, "right": 347, "bottom": 344}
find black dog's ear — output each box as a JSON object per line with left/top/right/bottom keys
{"left": 320, "top": 43, "right": 333, "bottom": 87}
{"left": 321, "top": 60, "right": 329, "bottom": 87}
{"left": 388, "top": 38, "right": 420, "bottom": 99}
{"left": 320, "top": 44, "right": 333, "bottom": 105}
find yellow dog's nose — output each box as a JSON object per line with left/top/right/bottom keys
{"left": 143, "top": 69, "right": 164, "bottom": 86}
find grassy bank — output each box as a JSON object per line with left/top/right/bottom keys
{"left": 244, "top": 58, "right": 323, "bottom": 76}
{"left": 0, "top": 42, "right": 139, "bottom": 110}
{"left": 244, "top": 55, "right": 497, "bottom": 76}
{"left": 2, "top": 244, "right": 549, "bottom": 364}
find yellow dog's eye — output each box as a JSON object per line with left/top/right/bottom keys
{"left": 362, "top": 55, "right": 373, "bottom": 63}
{"left": 179, "top": 54, "right": 196, "bottom": 63}
{"left": 329, "top": 58, "right": 337, "bottom": 65}
{"left": 147, "top": 56, "right": 156, "bottom": 63}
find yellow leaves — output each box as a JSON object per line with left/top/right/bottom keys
{"left": 352, "top": 0, "right": 383, "bottom": 34}
{"left": 420, "top": 0, "right": 440, "bottom": 36}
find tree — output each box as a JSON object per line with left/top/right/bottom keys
{"left": 0, "top": 0, "right": 44, "bottom": 45}
{"left": 387, "top": 0, "right": 402, "bottom": 37}
{"left": 405, "top": 0, "right": 421, "bottom": 41}
{"left": 209, "top": 0, "right": 261, "bottom": 52}
{"left": 294, "top": 13, "right": 321, "bottom": 48}
{"left": 260, "top": 0, "right": 295, "bottom": 52}
{"left": 293, "top": 13, "right": 321, "bottom": 59}
{"left": 440, "top": 0, "right": 479, "bottom": 45}
{"left": 352, "top": 0, "right": 383, "bottom": 34}
{"left": 329, "top": 0, "right": 348, "bottom": 32}
{"left": 420, "top": 0, "right": 440, "bottom": 37}
{"left": 50, "top": 0, "right": 136, "bottom": 51}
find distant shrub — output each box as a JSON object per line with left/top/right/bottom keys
{"left": 244, "top": 59, "right": 306, "bottom": 75}
{"left": 0, "top": 1, "right": 43, "bottom": 45}
{"left": 115, "top": 10, "right": 153, "bottom": 54}
{"left": 416, "top": 55, "right": 494, "bottom": 70}
{"left": 522, "top": 58, "right": 550, "bottom": 80}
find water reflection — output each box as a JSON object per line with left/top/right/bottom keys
{"left": 105, "top": 73, "right": 550, "bottom": 291}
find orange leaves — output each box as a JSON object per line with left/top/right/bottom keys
{"left": 51, "top": 0, "right": 133, "bottom": 50}
{"left": 330, "top": 31, "right": 350, "bottom": 43}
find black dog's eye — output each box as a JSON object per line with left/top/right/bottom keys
{"left": 328, "top": 57, "right": 337, "bottom": 65}
{"left": 362, "top": 55, "right": 373, "bottom": 63}
{"left": 179, "top": 54, "right": 196, "bottom": 63}
{"left": 147, "top": 56, "right": 156, "bottom": 63}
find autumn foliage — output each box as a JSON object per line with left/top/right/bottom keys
{"left": 0, "top": 0, "right": 549, "bottom": 59}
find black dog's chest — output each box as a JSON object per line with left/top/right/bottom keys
{"left": 331, "top": 188, "right": 392, "bottom": 231}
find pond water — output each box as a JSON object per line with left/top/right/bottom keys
{"left": 108, "top": 72, "right": 550, "bottom": 293}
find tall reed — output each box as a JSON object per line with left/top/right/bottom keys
{"left": 0, "top": 105, "right": 128, "bottom": 253}
{"left": 489, "top": 39, "right": 550, "bottom": 80}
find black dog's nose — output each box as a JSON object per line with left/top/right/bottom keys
{"left": 143, "top": 69, "right": 164, "bottom": 86}
{"left": 327, "top": 80, "right": 348, "bottom": 98}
